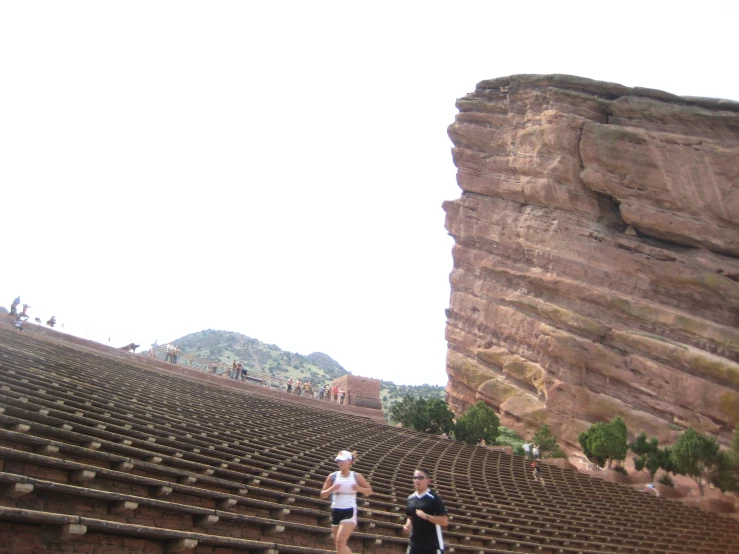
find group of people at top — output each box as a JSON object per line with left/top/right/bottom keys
{"left": 163, "top": 343, "right": 180, "bottom": 363}
{"left": 227, "top": 361, "right": 248, "bottom": 380}
{"left": 522, "top": 441, "right": 541, "bottom": 460}
{"left": 285, "top": 377, "right": 354, "bottom": 405}
{"left": 287, "top": 379, "right": 352, "bottom": 404}
{"left": 8, "top": 296, "right": 56, "bottom": 331}
{"left": 321, "top": 450, "right": 448, "bottom": 554}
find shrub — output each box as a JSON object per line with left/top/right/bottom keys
{"left": 454, "top": 402, "right": 500, "bottom": 445}
{"left": 658, "top": 473, "right": 674, "bottom": 487}
{"left": 613, "top": 465, "right": 628, "bottom": 475}
{"left": 495, "top": 426, "right": 524, "bottom": 452}
{"left": 531, "top": 424, "right": 562, "bottom": 458}
{"left": 550, "top": 447, "right": 568, "bottom": 459}
{"left": 629, "top": 432, "right": 671, "bottom": 479}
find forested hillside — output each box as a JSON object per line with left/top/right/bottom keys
{"left": 158, "top": 329, "right": 445, "bottom": 422}
{"left": 163, "top": 330, "right": 348, "bottom": 383}
{"left": 380, "top": 381, "right": 446, "bottom": 424}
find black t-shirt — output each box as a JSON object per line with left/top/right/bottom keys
{"left": 406, "top": 489, "right": 448, "bottom": 551}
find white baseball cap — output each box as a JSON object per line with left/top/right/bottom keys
{"left": 334, "top": 450, "right": 353, "bottom": 462}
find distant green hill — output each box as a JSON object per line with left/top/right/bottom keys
{"left": 305, "top": 352, "right": 345, "bottom": 374}
{"left": 165, "top": 329, "right": 348, "bottom": 383}
{"left": 160, "top": 329, "right": 446, "bottom": 421}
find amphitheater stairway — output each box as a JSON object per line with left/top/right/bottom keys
{"left": 1, "top": 323, "right": 739, "bottom": 554}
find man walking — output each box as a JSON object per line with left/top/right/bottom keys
{"left": 403, "top": 469, "right": 448, "bottom": 554}
{"left": 522, "top": 441, "right": 531, "bottom": 459}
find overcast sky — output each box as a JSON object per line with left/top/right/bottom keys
{"left": 2, "top": 1, "right": 737, "bottom": 386}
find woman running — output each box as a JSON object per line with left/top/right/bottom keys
{"left": 532, "top": 461, "right": 544, "bottom": 485}
{"left": 320, "top": 450, "right": 373, "bottom": 554}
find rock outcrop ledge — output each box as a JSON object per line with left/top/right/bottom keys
{"left": 443, "top": 74, "right": 739, "bottom": 450}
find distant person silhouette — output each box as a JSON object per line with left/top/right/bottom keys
{"left": 640, "top": 483, "right": 659, "bottom": 496}
{"left": 18, "top": 303, "right": 31, "bottom": 321}
{"left": 523, "top": 441, "right": 532, "bottom": 459}
{"left": 532, "top": 462, "right": 544, "bottom": 484}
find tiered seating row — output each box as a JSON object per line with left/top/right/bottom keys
{"left": 1, "top": 324, "right": 738, "bottom": 554}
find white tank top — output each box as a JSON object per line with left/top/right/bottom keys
{"left": 331, "top": 471, "right": 357, "bottom": 509}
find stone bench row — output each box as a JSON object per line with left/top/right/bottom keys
{"left": 2, "top": 329, "right": 738, "bottom": 553}
{"left": 0, "top": 441, "right": 724, "bottom": 554}
{"left": 0, "top": 382, "right": 732, "bottom": 548}
{"left": 0, "top": 390, "right": 732, "bottom": 548}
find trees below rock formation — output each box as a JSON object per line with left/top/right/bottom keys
{"left": 579, "top": 417, "right": 628, "bottom": 470}
{"left": 454, "top": 401, "right": 500, "bottom": 445}
{"left": 629, "top": 432, "right": 674, "bottom": 480}
{"left": 670, "top": 427, "right": 736, "bottom": 496}
{"left": 580, "top": 419, "right": 739, "bottom": 496}
{"left": 390, "top": 394, "right": 454, "bottom": 435}
{"left": 391, "top": 397, "right": 568, "bottom": 455}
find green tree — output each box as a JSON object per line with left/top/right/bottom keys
{"left": 710, "top": 451, "right": 738, "bottom": 494}
{"left": 707, "top": 423, "right": 739, "bottom": 493}
{"left": 629, "top": 432, "right": 663, "bottom": 479}
{"left": 423, "top": 398, "right": 455, "bottom": 435}
{"left": 670, "top": 428, "right": 723, "bottom": 496}
{"left": 578, "top": 417, "right": 628, "bottom": 469}
{"left": 531, "top": 424, "right": 562, "bottom": 458}
{"left": 389, "top": 394, "right": 421, "bottom": 429}
{"left": 731, "top": 422, "right": 739, "bottom": 470}
{"left": 579, "top": 426, "right": 605, "bottom": 468}
{"left": 454, "top": 402, "right": 500, "bottom": 445}
{"left": 389, "top": 395, "right": 454, "bottom": 436}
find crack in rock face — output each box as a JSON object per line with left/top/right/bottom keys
{"left": 444, "top": 74, "right": 739, "bottom": 451}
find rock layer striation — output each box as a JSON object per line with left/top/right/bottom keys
{"left": 443, "top": 75, "right": 739, "bottom": 450}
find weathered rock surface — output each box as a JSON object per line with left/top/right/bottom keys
{"left": 444, "top": 74, "right": 739, "bottom": 450}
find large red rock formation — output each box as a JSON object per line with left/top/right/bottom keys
{"left": 443, "top": 74, "right": 739, "bottom": 450}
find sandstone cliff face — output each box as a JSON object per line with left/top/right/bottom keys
{"left": 443, "top": 74, "right": 739, "bottom": 450}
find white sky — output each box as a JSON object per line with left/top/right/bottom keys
{"left": 2, "top": 1, "right": 737, "bottom": 386}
